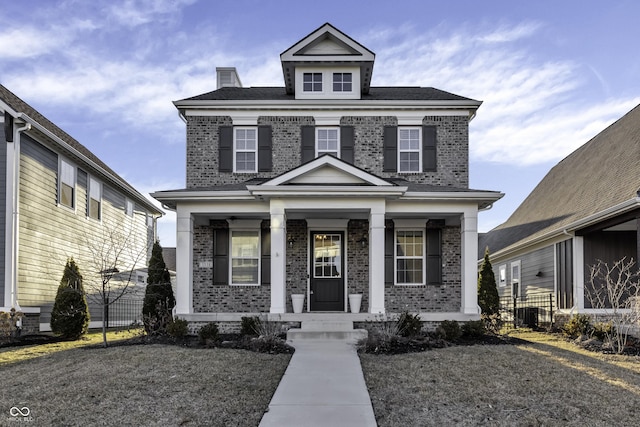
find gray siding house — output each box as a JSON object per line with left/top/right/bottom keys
{"left": 153, "top": 23, "right": 502, "bottom": 328}
{"left": 480, "top": 103, "right": 640, "bottom": 319}
{"left": 1, "top": 85, "right": 163, "bottom": 333}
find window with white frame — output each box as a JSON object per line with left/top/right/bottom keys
{"left": 59, "top": 159, "right": 76, "bottom": 209}
{"left": 234, "top": 128, "right": 257, "bottom": 173}
{"left": 511, "top": 260, "right": 521, "bottom": 298}
{"left": 88, "top": 176, "right": 102, "bottom": 220}
{"left": 303, "top": 72, "right": 323, "bottom": 92}
{"left": 332, "top": 73, "right": 352, "bottom": 92}
{"left": 231, "top": 230, "right": 260, "bottom": 285}
{"left": 498, "top": 264, "right": 507, "bottom": 288}
{"left": 125, "top": 199, "right": 134, "bottom": 217}
{"left": 395, "top": 230, "right": 424, "bottom": 285}
{"left": 316, "top": 128, "right": 339, "bottom": 157}
{"left": 398, "top": 127, "right": 422, "bottom": 173}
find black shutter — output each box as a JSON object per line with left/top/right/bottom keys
{"left": 219, "top": 126, "right": 233, "bottom": 172}
{"left": 426, "top": 226, "right": 442, "bottom": 286}
{"left": 423, "top": 125, "right": 437, "bottom": 172}
{"left": 213, "top": 228, "right": 229, "bottom": 285}
{"left": 385, "top": 222, "right": 395, "bottom": 285}
{"left": 258, "top": 125, "right": 272, "bottom": 172}
{"left": 340, "top": 126, "right": 354, "bottom": 164}
{"left": 261, "top": 227, "right": 271, "bottom": 285}
{"left": 301, "top": 126, "right": 315, "bottom": 163}
{"left": 383, "top": 126, "right": 397, "bottom": 172}
{"left": 4, "top": 111, "right": 14, "bottom": 142}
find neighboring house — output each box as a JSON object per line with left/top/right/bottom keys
{"left": 479, "top": 104, "right": 640, "bottom": 320}
{"left": 1, "top": 84, "right": 163, "bottom": 333}
{"left": 152, "top": 23, "right": 502, "bottom": 328}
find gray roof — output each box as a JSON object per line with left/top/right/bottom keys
{"left": 480, "top": 103, "right": 640, "bottom": 257}
{"left": 0, "top": 84, "right": 161, "bottom": 214}
{"left": 180, "top": 86, "right": 476, "bottom": 102}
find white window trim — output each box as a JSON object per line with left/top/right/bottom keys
{"left": 315, "top": 127, "right": 340, "bottom": 158}
{"left": 233, "top": 127, "right": 258, "bottom": 173}
{"left": 228, "top": 220, "right": 262, "bottom": 286}
{"left": 125, "top": 198, "right": 134, "bottom": 217}
{"left": 394, "top": 228, "right": 426, "bottom": 286}
{"left": 498, "top": 264, "right": 507, "bottom": 288}
{"left": 58, "top": 157, "right": 76, "bottom": 211}
{"left": 87, "top": 176, "right": 102, "bottom": 221}
{"left": 511, "top": 260, "right": 521, "bottom": 298}
{"left": 397, "top": 127, "right": 422, "bottom": 173}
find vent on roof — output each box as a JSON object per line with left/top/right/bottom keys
{"left": 216, "top": 67, "right": 243, "bottom": 89}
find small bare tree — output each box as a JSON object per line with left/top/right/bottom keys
{"left": 586, "top": 257, "right": 640, "bottom": 353}
{"left": 83, "top": 225, "right": 149, "bottom": 347}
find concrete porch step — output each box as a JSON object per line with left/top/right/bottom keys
{"left": 287, "top": 320, "right": 368, "bottom": 341}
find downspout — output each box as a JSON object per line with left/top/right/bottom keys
{"left": 9, "top": 122, "right": 31, "bottom": 313}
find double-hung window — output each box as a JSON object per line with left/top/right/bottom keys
{"left": 303, "top": 72, "right": 323, "bottom": 92}
{"left": 234, "top": 128, "right": 257, "bottom": 173}
{"left": 333, "top": 73, "right": 352, "bottom": 92}
{"left": 59, "top": 159, "right": 76, "bottom": 209}
{"left": 316, "top": 128, "right": 339, "bottom": 157}
{"left": 395, "top": 230, "right": 424, "bottom": 285}
{"left": 231, "top": 230, "right": 260, "bottom": 285}
{"left": 511, "top": 260, "right": 521, "bottom": 298}
{"left": 398, "top": 127, "right": 422, "bottom": 173}
{"left": 125, "top": 199, "right": 134, "bottom": 217}
{"left": 88, "top": 176, "right": 102, "bottom": 220}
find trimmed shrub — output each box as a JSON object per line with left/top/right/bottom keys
{"left": 198, "top": 323, "right": 220, "bottom": 346}
{"left": 241, "top": 316, "right": 261, "bottom": 336}
{"left": 51, "top": 259, "right": 90, "bottom": 340}
{"left": 143, "top": 241, "right": 175, "bottom": 335}
{"left": 436, "top": 320, "right": 461, "bottom": 341}
{"left": 462, "top": 320, "right": 486, "bottom": 339}
{"left": 397, "top": 311, "right": 422, "bottom": 337}
{"left": 167, "top": 318, "right": 189, "bottom": 338}
{"left": 592, "top": 321, "right": 614, "bottom": 341}
{"left": 562, "top": 314, "right": 592, "bottom": 338}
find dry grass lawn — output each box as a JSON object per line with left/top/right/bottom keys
{"left": 361, "top": 330, "right": 640, "bottom": 426}
{"left": 0, "top": 334, "right": 290, "bottom": 426}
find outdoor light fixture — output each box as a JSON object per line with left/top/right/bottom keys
{"left": 357, "top": 235, "right": 368, "bottom": 248}
{"left": 287, "top": 235, "right": 296, "bottom": 248}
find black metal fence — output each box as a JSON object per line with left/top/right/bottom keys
{"left": 103, "top": 298, "right": 144, "bottom": 329}
{"left": 500, "top": 293, "right": 555, "bottom": 330}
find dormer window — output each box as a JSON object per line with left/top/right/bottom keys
{"left": 303, "top": 73, "right": 323, "bottom": 92}
{"left": 333, "top": 73, "right": 352, "bottom": 92}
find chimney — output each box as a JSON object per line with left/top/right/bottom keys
{"left": 216, "top": 67, "right": 243, "bottom": 89}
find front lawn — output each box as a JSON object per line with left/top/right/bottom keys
{"left": 361, "top": 330, "right": 640, "bottom": 426}
{"left": 1, "top": 336, "right": 290, "bottom": 426}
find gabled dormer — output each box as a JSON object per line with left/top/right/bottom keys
{"left": 280, "top": 23, "right": 375, "bottom": 100}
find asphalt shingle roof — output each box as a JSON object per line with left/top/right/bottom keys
{"left": 480, "top": 103, "right": 640, "bottom": 257}
{"left": 180, "top": 86, "right": 476, "bottom": 102}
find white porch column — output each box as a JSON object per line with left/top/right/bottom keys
{"left": 573, "top": 236, "right": 585, "bottom": 310}
{"left": 461, "top": 209, "right": 480, "bottom": 315}
{"left": 175, "top": 207, "right": 193, "bottom": 315}
{"left": 270, "top": 202, "right": 287, "bottom": 313}
{"left": 369, "top": 206, "right": 386, "bottom": 314}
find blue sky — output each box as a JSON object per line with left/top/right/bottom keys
{"left": 1, "top": 0, "right": 639, "bottom": 247}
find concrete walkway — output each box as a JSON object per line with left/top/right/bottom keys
{"left": 259, "top": 339, "right": 377, "bottom": 427}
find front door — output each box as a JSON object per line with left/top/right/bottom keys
{"left": 310, "top": 232, "right": 344, "bottom": 311}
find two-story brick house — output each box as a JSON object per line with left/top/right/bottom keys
{"left": 153, "top": 23, "right": 502, "bottom": 327}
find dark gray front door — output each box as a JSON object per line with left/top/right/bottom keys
{"left": 310, "top": 232, "right": 344, "bottom": 311}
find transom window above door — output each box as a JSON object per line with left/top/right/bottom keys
{"left": 316, "top": 128, "right": 340, "bottom": 157}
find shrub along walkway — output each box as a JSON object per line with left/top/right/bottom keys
{"left": 259, "top": 338, "right": 377, "bottom": 427}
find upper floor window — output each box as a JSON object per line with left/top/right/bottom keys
{"left": 511, "top": 260, "right": 521, "bottom": 298}
{"left": 316, "top": 128, "right": 339, "bottom": 157}
{"left": 333, "top": 73, "right": 352, "bottom": 92}
{"left": 398, "top": 127, "right": 422, "bottom": 173}
{"left": 395, "top": 229, "right": 424, "bottom": 285}
{"left": 498, "top": 264, "right": 507, "bottom": 288}
{"left": 303, "top": 73, "right": 323, "bottom": 92}
{"left": 88, "top": 176, "right": 102, "bottom": 220}
{"left": 125, "top": 199, "right": 134, "bottom": 217}
{"left": 59, "top": 158, "right": 76, "bottom": 209}
{"left": 234, "top": 128, "right": 257, "bottom": 173}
